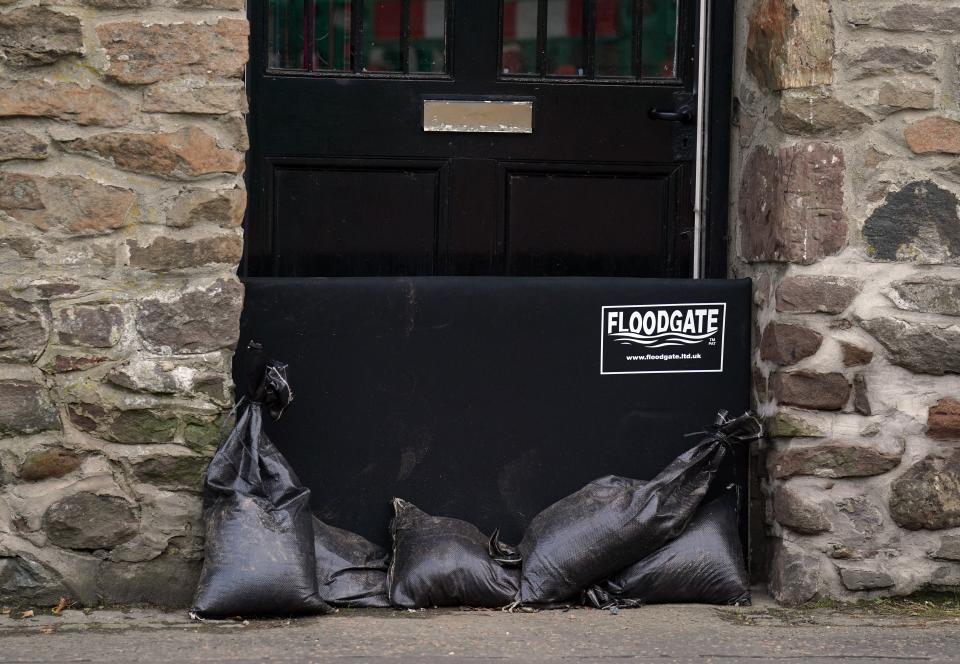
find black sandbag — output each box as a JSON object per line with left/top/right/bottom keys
{"left": 388, "top": 498, "right": 521, "bottom": 608}
{"left": 584, "top": 494, "right": 751, "bottom": 608}
{"left": 192, "top": 342, "right": 330, "bottom": 618}
{"left": 313, "top": 517, "right": 391, "bottom": 608}
{"left": 519, "top": 411, "right": 761, "bottom": 605}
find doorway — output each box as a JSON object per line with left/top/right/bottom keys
{"left": 243, "top": 1, "right": 732, "bottom": 279}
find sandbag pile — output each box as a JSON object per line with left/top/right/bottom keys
{"left": 192, "top": 343, "right": 760, "bottom": 615}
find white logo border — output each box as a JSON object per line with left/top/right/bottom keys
{"left": 600, "top": 302, "right": 727, "bottom": 376}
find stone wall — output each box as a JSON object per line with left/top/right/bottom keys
{"left": 0, "top": 1, "right": 247, "bottom": 605}
{"left": 734, "top": 0, "right": 960, "bottom": 602}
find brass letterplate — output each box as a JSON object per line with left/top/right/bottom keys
{"left": 422, "top": 100, "right": 534, "bottom": 134}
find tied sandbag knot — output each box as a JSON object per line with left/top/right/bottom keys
{"left": 684, "top": 410, "right": 764, "bottom": 450}
{"left": 245, "top": 340, "right": 293, "bottom": 421}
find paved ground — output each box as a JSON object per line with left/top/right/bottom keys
{"left": 1, "top": 592, "right": 959, "bottom": 663}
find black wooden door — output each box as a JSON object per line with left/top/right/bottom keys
{"left": 245, "top": 0, "right": 698, "bottom": 278}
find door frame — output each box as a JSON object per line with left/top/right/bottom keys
{"left": 241, "top": 0, "right": 735, "bottom": 280}
{"left": 699, "top": 0, "right": 734, "bottom": 279}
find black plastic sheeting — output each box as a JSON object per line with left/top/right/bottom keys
{"left": 388, "top": 498, "right": 522, "bottom": 608}
{"left": 313, "top": 517, "right": 390, "bottom": 608}
{"left": 237, "top": 277, "right": 753, "bottom": 549}
{"left": 518, "top": 412, "right": 762, "bottom": 606}
{"left": 192, "top": 343, "right": 331, "bottom": 618}
{"left": 584, "top": 493, "right": 751, "bottom": 608}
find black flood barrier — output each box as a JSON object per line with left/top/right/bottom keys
{"left": 518, "top": 412, "right": 760, "bottom": 605}
{"left": 584, "top": 493, "right": 751, "bottom": 608}
{"left": 313, "top": 516, "right": 391, "bottom": 608}
{"left": 192, "top": 343, "right": 331, "bottom": 619}
{"left": 388, "top": 498, "right": 521, "bottom": 608}
{"left": 237, "top": 277, "right": 752, "bottom": 550}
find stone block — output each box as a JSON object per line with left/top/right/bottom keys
{"left": 0, "top": 380, "right": 60, "bottom": 436}
{"left": 768, "top": 440, "right": 901, "bottom": 479}
{"left": 771, "top": 371, "right": 851, "bottom": 411}
{"left": 0, "top": 173, "right": 137, "bottom": 236}
{"left": 143, "top": 80, "right": 247, "bottom": 115}
{"left": 844, "top": 44, "right": 937, "bottom": 80}
{"left": 863, "top": 181, "right": 960, "bottom": 264}
{"left": 97, "top": 19, "right": 249, "bottom": 85}
{"left": 55, "top": 304, "right": 123, "bottom": 348}
{"left": 0, "top": 554, "right": 70, "bottom": 605}
{"left": 927, "top": 398, "right": 960, "bottom": 440}
{"left": 860, "top": 317, "right": 960, "bottom": 375}
{"left": 42, "top": 351, "right": 111, "bottom": 374}
{"left": 769, "top": 540, "right": 822, "bottom": 605}
{"left": 847, "top": 3, "right": 960, "bottom": 33}
{"left": 182, "top": 414, "right": 224, "bottom": 451}
{"left": 932, "top": 535, "right": 960, "bottom": 562}
{"left": 82, "top": 0, "right": 149, "bottom": 8}
{"left": 835, "top": 496, "right": 884, "bottom": 536}
{"left": 67, "top": 400, "right": 180, "bottom": 445}
{"left": 62, "top": 128, "right": 244, "bottom": 179}
{"left": 888, "top": 277, "right": 960, "bottom": 315}
{"left": 167, "top": 188, "right": 246, "bottom": 228}
{"left": 765, "top": 409, "right": 827, "bottom": 438}
{"left": 0, "top": 290, "right": 47, "bottom": 362}
{"left": 43, "top": 493, "right": 138, "bottom": 550}
{"left": 127, "top": 233, "right": 243, "bottom": 271}
{"left": 889, "top": 451, "right": 960, "bottom": 530}
{"left": 776, "top": 276, "right": 861, "bottom": 314}
{"left": 174, "top": 0, "right": 244, "bottom": 7}
{"left": 96, "top": 554, "right": 201, "bottom": 606}
{"left": 136, "top": 278, "right": 243, "bottom": 353}
{"left": 0, "top": 6, "right": 82, "bottom": 67}
{"left": 131, "top": 454, "right": 206, "bottom": 492}
{"left": 760, "top": 322, "right": 823, "bottom": 365}
{"left": 746, "top": 0, "right": 833, "bottom": 91}
{"left": 905, "top": 117, "right": 960, "bottom": 155}
{"left": 877, "top": 82, "right": 934, "bottom": 111}
{"left": 19, "top": 448, "right": 82, "bottom": 481}
{"left": 775, "top": 89, "right": 871, "bottom": 136}
{"left": 839, "top": 341, "right": 873, "bottom": 367}
{"left": 0, "top": 127, "right": 48, "bottom": 161}
{"left": 852, "top": 374, "right": 871, "bottom": 416}
{"left": 928, "top": 565, "right": 960, "bottom": 590}
{"left": 106, "top": 355, "right": 231, "bottom": 404}
{"left": 740, "top": 144, "right": 846, "bottom": 264}
{"left": 0, "top": 81, "right": 133, "bottom": 127}
{"left": 772, "top": 483, "right": 832, "bottom": 534}
{"left": 837, "top": 566, "right": 895, "bottom": 591}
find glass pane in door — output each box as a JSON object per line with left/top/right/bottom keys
{"left": 408, "top": 0, "right": 447, "bottom": 73}
{"left": 268, "top": 0, "right": 306, "bottom": 69}
{"left": 546, "top": 0, "right": 584, "bottom": 76}
{"left": 640, "top": 0, "right": 678, "bottom": 78}
{"left": 500, "top": 0, "right": 680, "bottom": 80}
{"left": 268, "top": 0, "right": 447, "bottom": 74}
{"left": 365, "top": 0, "right": 402, "bottom": 72}
{"left": 314, "top": 0, "right": 352, "bottom": 71}
{"left": 502, "top": 0, "right": 539, "bottom": 75}
{"left": 595, "top": 0, "right": 633, "bottom": 77}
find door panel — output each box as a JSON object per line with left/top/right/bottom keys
{"left": 272, "top": 163, "right": 443, "bottom": 276}
{"left": 246, "top": 0, "right": 698, "bottom": 278}
{"left": 504, "top": 167, "right": 673, "bottom": 276}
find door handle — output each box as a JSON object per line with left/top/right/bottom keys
{"left": 648, "top": 106, "right": 695, "bottom": 124}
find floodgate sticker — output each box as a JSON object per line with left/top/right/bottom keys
{"left": 600, "top": 303, "right": 726, "bottom": 375}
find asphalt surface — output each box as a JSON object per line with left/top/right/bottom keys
{"left": 1, "top": 597, "right": 958, "bottom": 664}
